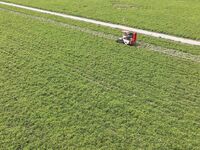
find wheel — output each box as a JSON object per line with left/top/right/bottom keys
{"left": 116, "top": 38, "right": 124, "bottom": 44}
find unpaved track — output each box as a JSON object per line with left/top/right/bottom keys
{"left": 1, "top": 8, "right": 200, "bottom": 63}
{"left": 0, "top": 1, "right": 200, "bottom": 46}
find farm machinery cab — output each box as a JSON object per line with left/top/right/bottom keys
{"left": 116, "top": 31, "right": 137, "bottom": 46}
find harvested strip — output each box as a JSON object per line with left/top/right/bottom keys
{"left": 0, "top": 1, "right": 200, "bottom": 46}
{"left": 141, "top": 42, "right": 200, "bottom": 63}
{"left": 1, "top": 8, "right": 200, "bottom": 63}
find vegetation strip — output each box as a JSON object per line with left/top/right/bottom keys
{"left": 1, "top": 8, "right": 200, "bottom": 63}
{"left": 1, "top": 1, "right": 200, "bottom": 46}
{"left": 1, "top": 9, "right": 200, "bottom": 149}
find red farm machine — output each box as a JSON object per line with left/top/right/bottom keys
{"left": 116, "top": 31, "right": 137, "bottom": 46}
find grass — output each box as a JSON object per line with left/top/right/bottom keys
{"left": 1, "top": 0, "right": 200, "bottom": 40}
{"left": 1, "top": 3, "right": 200, "bottom": 56}
{"left": 1, "top": 9, "right": 200, "bottom": 149}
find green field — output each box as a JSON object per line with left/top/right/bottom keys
{"left": 2, "top": 0, "right": 200, "bottom": 40}
{"left": 1, "top": 7, "right": 200, "bottom": 149}
{"left": 1, "top": 3, "right": 200, "bottom": 56}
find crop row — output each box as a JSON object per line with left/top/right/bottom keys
{"left": 0, "top": 10, "right": 200, "bottom": 149}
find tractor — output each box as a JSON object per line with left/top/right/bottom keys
{"left": 116, "top": 31, "right": 137, "bottom": 46}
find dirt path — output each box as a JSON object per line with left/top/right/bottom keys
{"left": 1, "top": 8, "right": 200, "bottom": 63}
{"left": 1, "top": 1, "right": 200, "bottom": 46}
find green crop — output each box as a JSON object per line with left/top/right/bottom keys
{"left": 1, "top": 4, "right": 200, "bottom": 56}
{"left": 1, "top": 0, "right": 200, "bottom": 40}
{"left": 1, "top": 10, "right": 200, "bottom": 149}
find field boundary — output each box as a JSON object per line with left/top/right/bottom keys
{"left": 1, "top": 8, "right": 200, "bottom": 63}
{"left": 0, "top": 1, "right": 200, "bottom": 46}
